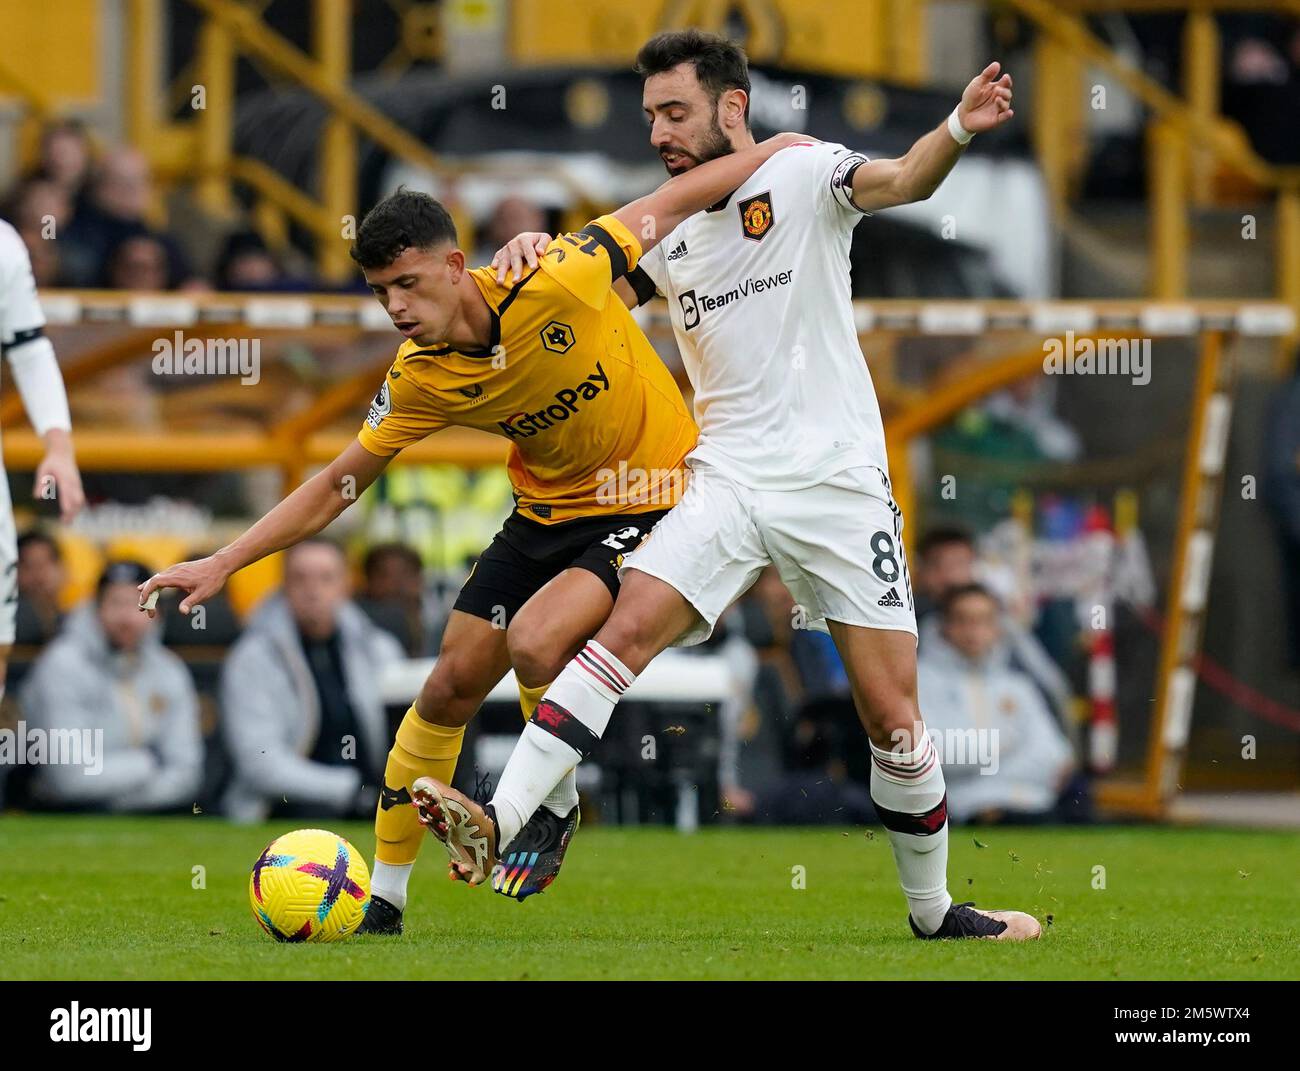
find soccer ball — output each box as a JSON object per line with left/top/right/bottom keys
{"left": 248, "top": 828, "right": 370, "bottom": 942}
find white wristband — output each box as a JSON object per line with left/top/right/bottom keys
{"left": 947, "top": 106, "right": 974, "bottom": 145}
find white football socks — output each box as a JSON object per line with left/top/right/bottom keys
{"left": 491, "top": 641, "right": 632, "bottom": 850}
{"left": 869, "top": 732, "right": 953, "bottom": 935}
{"left": 542, "top": 769, "right": 580, "bottom": 818}
{"left": 370, "top": 859, "right": 413, "bottom": 911}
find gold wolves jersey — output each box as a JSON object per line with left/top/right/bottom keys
{"left": 357, "top": 214, "right": 696, "bottom": 523}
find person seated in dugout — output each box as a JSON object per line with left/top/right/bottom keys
{"left": 914, "top": 525, "right": 1073, "bottom": 729}
{"left": 15, "top": 530, "right": 67, "bottom": 647}
{"left": 219, "top": 540, "right": 404, "bottom": 823}
{"left": 917, "top": 583, "right": 1082, "bottom": 824}
{"left": 21, "top": 560, "right": 203, "bottom": 813}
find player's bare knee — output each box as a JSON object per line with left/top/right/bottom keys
{"left": 416, "top": 659, "right": 481, "bottom": 728}
{"left": 506, "top": 627, "right": 568, "bottom": 689}
{"left": 591, "top": 610, "right": 655, "bottom": 672}
{"left": 860, "top": 693, "right": 924, "bottom": 752}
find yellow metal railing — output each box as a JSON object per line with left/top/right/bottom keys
{"left": 1010, "top": 0, "right": 1300, "bottom": 335}
{"left": 113, "top": 0, "right": 489, "bottom": 282}
{"left": 5, "top": 290, "right": 1288, "bottom": 484}
{"left": 155, "top": 0, "right": 456, "bottom": 282}
{"left": 122, "top": 0, "right": 598, "bottom": 282}
{"left": 5, "top": 2, "right": 1297, "bottom": 335}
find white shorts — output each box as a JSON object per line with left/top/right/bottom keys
{"left": 620, "top": 461, "right": 917, "bottom": 647}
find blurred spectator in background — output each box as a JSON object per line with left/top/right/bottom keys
{"left": 915, "top": 525, "right": 1073, "bottom": 729}
{"left": 719, "top": 568, "right": 801, "bottom": 811}
{"left": 63, "top": 147, "right": 198, "bottom": 289}
{"left": 1264, "top": 363, "right": 1300, "bottom": 669}
{"left": 719, "top": 569, "right": 878, "bottom": 824}
{"left": 354, "top": 542, "right": 437, "bottom": 657}
{"left": 214, "top": 230, "right": 314, "bottom": 292}
{"left": 21, "top": 560, "right": 202, "bottom": 812}
{"left": 2, "top": 179, "right": 72, "bottom": 285}
{"left": 215, "top": 230, "right": 279, "bottom": 290}
{"left": 914, "top": 525, "right": 980, "bottom": 622}
{"left": 15, "top": 530, "right": 66, "bottom": 646}
{"left": 62, "top": 146, "right": 151, "bottom": 283}
{"left": 1221, "top": 15, "right": 1300, "bottom": 165}
{"left": 102, "top": 232, "right": 174, "bottom": 291}
{"left": 919, "top": 584, "right": 1081, "bottom": 824}
{"left": 930, "top": 377, "right": 1081, "bottom": 529}
{"left": 473, "top": 196, "right": 548, "bottom": 267}
{"left": 35, "top": 119, "right": 93, "bottom": 204}
{"left": 752, "top": 706, "right": 878, "bottom": 825}
{"left": 220, "top": 540, "right": 403, "bottom": 822}
{"left": 789, "top": 628, "right": 851, "bottom": 702}
{"left": 983, "top": 379, "right": 1082, "bottom": 463}
{"left": 679, "top": 605, "right": 761, "bottom": 820}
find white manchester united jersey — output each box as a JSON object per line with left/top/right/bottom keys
{"left": 0, "top": 221, "right": 49, "bottom": 398}
{"left": 0, "top": 221, "right": 74, "bottom": 645}
{"left": 637, "top": 141, "right": 887, "bottom": 491}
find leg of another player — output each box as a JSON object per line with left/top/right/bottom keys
{"left": 488, "top": 568, "right": 700, "bottom": 853}
{"left": 827, "top": 622, "right": 953, "bottom": 934}
{"left": 510, "top": 567, "right": 618, "bottom": 688}
{"left": 508, "top": 566, "right": 616, "bottom": 817}
{"left": 368, "top": 610, "right": 510, "bottom": 921}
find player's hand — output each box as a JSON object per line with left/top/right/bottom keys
{"left": 958, "top": 61, "right": 1013, "bottom": 133}
{"left": 33, "top": 436, "right": 85, "bottom": 524}
{"left": 492, "top": 232, "right": 552, "bottom": 285}
{"left": 138, "top": 555, "right": 230, "bottom": 618}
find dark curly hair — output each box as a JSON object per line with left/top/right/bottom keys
{"left": 634, "top": 29, "right": 751, "bottom": 125}
{"left": 350, "top": 187, "right": 458, "bottom": 270}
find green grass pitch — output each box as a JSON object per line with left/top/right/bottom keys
{"left": 2, "top": 816, "right": 1296, "bottom": 980}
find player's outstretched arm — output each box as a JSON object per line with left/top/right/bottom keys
{"left": 488, "top": 134, "right": 811, "bottom": 293}
{"left": 612, "top": 131, "right": 809, "bottom": 253}
{"left": 138, "top": 438, "right": 391, "bottom": 616}
{"left": 848, "top": 61, "right": 1013, "bottom": 212}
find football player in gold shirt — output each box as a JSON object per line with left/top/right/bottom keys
{"left": 138, "top": 130, "right": 803, "bottom": 932}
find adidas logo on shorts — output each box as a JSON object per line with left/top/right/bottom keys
{"left": 877, "top": 586, "right": 905, "bottom": 608}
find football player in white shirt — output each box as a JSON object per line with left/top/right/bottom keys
{"left": 416, "top": 31, "right": 1038, "bottom": 940}
{"left": 0, "top": 222, "right": 85, "bottom": 700}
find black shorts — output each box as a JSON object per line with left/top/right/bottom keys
{"left": 453, "top": 508, "right": 670, "bottom": 626}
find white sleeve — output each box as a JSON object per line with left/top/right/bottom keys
{"left": 0, "top": 223, "right": 46, "bottom": 344}
{"left": 1, "top": 225, "right": 71, "bottom": 435}
{"left": 792, "top": 141, "right": 871, "bottom": 221}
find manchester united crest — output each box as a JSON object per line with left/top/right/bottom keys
{"left": 738, "top": 191, "right": 774, "bottom": 241}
